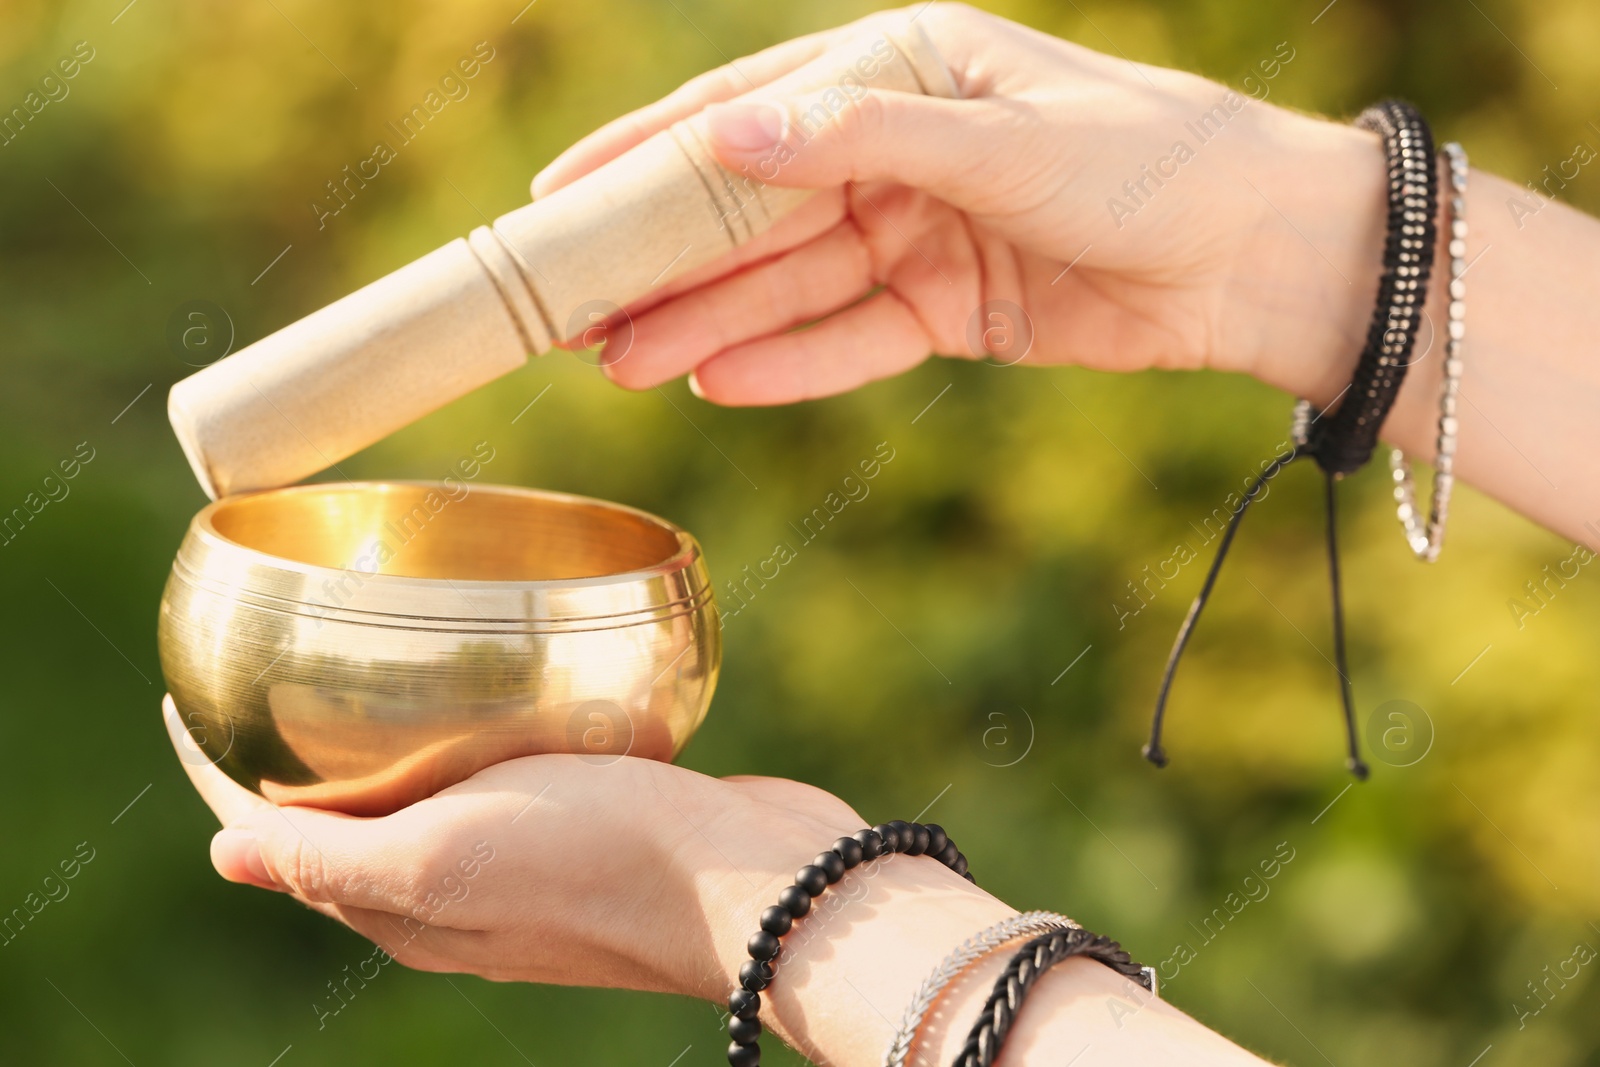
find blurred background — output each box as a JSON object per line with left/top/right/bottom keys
{"left": 3, "top": 0, "right": 1599, "bottom": 1063}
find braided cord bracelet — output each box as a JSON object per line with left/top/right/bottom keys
{"left": 1301, "top": 99, "right": 1440, "bottom": 477}
{"left": 1144, "top": 99, "right": 1440, "bottom": 778}
{"left": 1390, "top": 141, "right": 1469, "bottom": 561}
{"left": 883, "top": 911, "right": 1080, "bottom": 1067}
{"left": 953, "top": 927, "right": 1156, "bottom": 1067}
{"left": 726, "top": 820, "right": 971, "bottom": 1067}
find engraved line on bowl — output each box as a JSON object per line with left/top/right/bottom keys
{"left": 175, "top": 579, "right": 711, "bottom": 621}
{"left": 174, "top": 550, "right": 714, "bottom": 606}
{"left": 172, "top": 572, "right": 715, "bottom": 630}
{"left": 162, "top": 598, "right": 716, "bottom": 636}
{"left": 172, "top": 552, "right": 713, "bottom": 612}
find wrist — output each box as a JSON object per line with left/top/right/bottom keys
{"left": 1222, "top": 106, "right": 1388, "bottom": 405}
{"left": 747, "top": 850, "right": 1013, "bottom": 1063}
{"left": 658, "top": 787, "right": 1268, "bottom": 1066}
{"left": 669, "top": 791, "right": 1013, "bottom": 1064}
{"left": 655, "top": 775, "right": 866, "bottom": 1000}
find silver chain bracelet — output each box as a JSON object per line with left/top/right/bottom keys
{"left": 1391, "top": 141, "right": 1468, "bottom": 562}
{"left": 883, "top": 911, "right": 1083, "bottom": 1067}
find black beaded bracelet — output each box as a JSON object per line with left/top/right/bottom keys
{"left": 725, "top": 820, "right": 972, "bottom": 1067}
{"left": 1144, "top": 98, "right": 1440, "bottom": 780}
{"left": 953, "top": 927, "right": 1154, "bottom": 1067}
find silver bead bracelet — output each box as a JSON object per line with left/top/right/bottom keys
{"left": 1391, "top": 141, "right": 1468, "bottom": 562}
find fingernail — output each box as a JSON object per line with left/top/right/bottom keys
{"left": 705, "top": 103, "right": 785, "bottom": 153}
{"left": 212, "top": 828, "right": 275, "bottom": 889}
{"left": 686, "top": 370, "right": 708, "bottom": 399}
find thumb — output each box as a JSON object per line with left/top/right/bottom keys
{"left": 211, "top": 826, "right": 278, "bottom": 890}
{"left": 701, "top": 90, "right": 997, "bottom": 205}
{"left": 210, "top": 805, "right": 422, "bottom": 914}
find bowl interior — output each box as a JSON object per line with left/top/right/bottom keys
{"left": 206, "top": 482, "right": 684, "bottom": 582}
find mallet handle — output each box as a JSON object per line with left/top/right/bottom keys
{"left": 170, "top": 24, "right": 958, "bottom": 499}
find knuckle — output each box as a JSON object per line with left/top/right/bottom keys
{"left": 818, "top": 89, "right": 887, "bottom": 155}
{"left": 400, "top": 840, "right": 462, "bottom": 919}
{"left": 850, "top": 90, "right": 890, "bottom": 140}
{"left": 278, "top": 834, "right": 339, "bottom": 903}
{"left": 920, "top": 1, "right": 979, "bottom": 27}
{"left": 394, "top": 876, "right": 439, "bottom": 924}
{"left": 687, "top": 289, "right": 734, "bottom": 353}
{"left": 685, "top": 63, "right": 742, "bottom": 102}
{"left": 912, "top": 1, "right": 984, "bottom": 45}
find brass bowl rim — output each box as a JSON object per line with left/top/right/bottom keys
{"left": 187, "top": 480, "right": 703, "bottom": 593}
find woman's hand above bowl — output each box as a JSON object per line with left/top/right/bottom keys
{"left": 537, "top": 3, "right": 1383, "bottom": 412}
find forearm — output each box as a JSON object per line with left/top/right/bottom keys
{"left": 1385, "top": 168, "right": 1600, "bottom": 545}
{"left": 691, "top": 833, "right": 1268, "bottom": 1066}
{"left": 1241, "top": 112, "right": 1600, "bottom": 545}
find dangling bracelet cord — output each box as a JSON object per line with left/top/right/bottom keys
{"left": 1144, "top": 99, "right": 1442, "bottom": 779}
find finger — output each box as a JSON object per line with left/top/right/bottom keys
{"left": 210, "top": 826, "right": 282, "bottom": 890}
{"left": 532, "top": 32, "right": 832, "bottom": 198}
{"left": 559, "top": 189, "right": 846, "bottom": 354}
{"left": 324, "top": 902, "right": 479, "bottom": 973}
{"left": 213, "top": 801, "right": 446, "bottom": 917}
{"left": 629, "top": 189, "right": 847, "bottom": 315}
{"left": 323, "top": 906, "right": 541, "bottom": 984}
{"left": 562, "top": 193, "right": 848, "bottom": 353}
{"left": 210, "top": 834, "right": 494, "bottom": 973}
{"left": 687, "top": 288, "right": 931, "bottom": 406}
{"left": 276, "top": 897, "right": 483, "bottom": 978}
{"left": 702, "top": 88, "right": 1000, "bottom": 206}
{"left": 607, "top": 219, "right": 875, "bottom": 390}
{"left": 163, "top": 695, "right": 269, "bottom": 828}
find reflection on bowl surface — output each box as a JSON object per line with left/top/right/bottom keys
{"left": 159, "top": 482, "right": 719, "bottom": 815}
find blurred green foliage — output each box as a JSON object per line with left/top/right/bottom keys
{"left": 3, "top": 0, "right": 1599, "bottom": 1063}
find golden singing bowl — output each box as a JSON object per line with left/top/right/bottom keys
{"left": 158, "top": 481, "right": 719, "bottom": 815}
